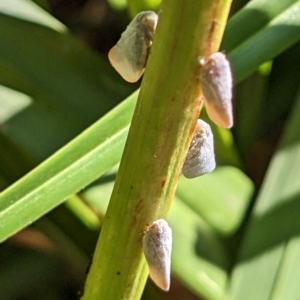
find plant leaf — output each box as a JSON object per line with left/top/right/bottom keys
{"left": 177, "top": 166, "right": 253, "bottom": 236}
{"left": 0, "top": 92, "right": 137, "bottom": 242}
{"left": 225, "top": 1, "right": 300, "bottom": 82}
{"left": 228, "top": 90, "right": 300, "bottom": 299}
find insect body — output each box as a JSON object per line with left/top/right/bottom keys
{"left": 182, "top": 119, "right": 216, "bottom": 178}
{"left": 108, "top": 11, "right": 158, "bottom": 83}
{"left": 142, "top": 219, "right": 172, "bottom": 291}
{"left": 200, "top": 52, "right": 233, "bottom": 128}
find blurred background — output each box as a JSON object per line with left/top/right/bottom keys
{"left": 1, "top": 0, "right": 300, "bottom": 299}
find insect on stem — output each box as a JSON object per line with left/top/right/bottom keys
{"left": 200, "top": 52, "right": 233, "bottom": 128}
{"left": 108, "top": 11, "right": 158, "bottom": 83}
{"left": 142, "top": 219, "right": 172, "bottom": 291}
{"left": 182, "top": 119, "right": 216, "bottom": 178}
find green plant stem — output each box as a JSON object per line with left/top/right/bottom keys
{"left": 81, "top": 0, "right": 232, "bottom": 299}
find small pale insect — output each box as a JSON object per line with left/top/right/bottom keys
{"left": 182, "top": 119, "right": 216, "bottom": 179}
{"left": 108, "top": 11, "right": 158, "bottom": 83}
{"left": 142, "top": 219, "right": 172, "bottom": 291}
{"left": 200, "top": 52, "right": 233, "bottom": 128}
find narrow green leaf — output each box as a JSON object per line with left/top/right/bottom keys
{"left": 0, "top": 0, "right": 65, "bottom": 31}
{"left": 64, "top": 195, "right": 100, "bottom": 230}
{"left": 258, "top": 41, "right": 300, "bottom": 138}
{"left": 270, "top": 236, "right": 300, "bottom": 300}
{"left": 0, "top": 84, "right": 32, "bottom": 124}
{"left": 233, "top": 70, "right": 269, "bottom": 158}
{"left": 223, "top": 0, "right": 298, "bottom": 51}
{"left": 229, "top": 89, "right": 300, "bottom": 299}
{"left": 170, "top": 198, "right": 228, "bottom": 300}
{"left": 227, "top": 1, "right": 300, "bottom": 82}
{"left": 0, "top": 91, "right": 137, "bottom": 242}
{"left": 0, "top": 10, "right": 133, "bottom": 158}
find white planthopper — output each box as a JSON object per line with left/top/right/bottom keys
{"left": 200, "top": 52, "right": 233, "bottom": 128}
{"left": 142, "top": 219, "right": 172, "bottom": 291}
{"left": 182, "top": 119, "right": 216, "bottom": 179}
{"left": 108, "top": 11, "right": 158, "bottom": 83}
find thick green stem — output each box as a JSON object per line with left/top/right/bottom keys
{"left": 82, "top": 0, "right": 232, "bottom": 299}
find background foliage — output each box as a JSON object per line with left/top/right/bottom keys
{"left": 0, "top": 0, "right": 300, "bottom": 299}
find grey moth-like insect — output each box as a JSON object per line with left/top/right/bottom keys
{"left": 182, "top": 119, "right": 216, "bottom": 179}
{"left": 108, "top": 11, "right": 158, "bottom": 83}
{"left": 142, "top": 219, "right": 172, "bottom": 291}
{"left": 200, "top": 52, "right": 233, "bottom": 128}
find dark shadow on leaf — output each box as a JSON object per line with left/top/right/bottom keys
{"left": 237, "top": 191, "right": 300, "bottom": 262}
{"left": 194, "top": 226, "right": 229, "bottom": 271}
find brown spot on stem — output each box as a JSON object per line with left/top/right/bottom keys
{"left": 206, "top": 18, "right": 219, "bottom": 55}
{"left": 131, "top": 199, "right": 144, "bottom": 227}
{"left": 135, "top": 199, "right": 143, "bottom": 214}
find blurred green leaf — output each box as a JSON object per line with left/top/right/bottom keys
{"left": 108, "top": 0, "right": 127, "bottom": 10}
{"left": 64, "top": 195, "right": 100, "bottom": 230}
{"left": 226, "top": 1, "right": 300, "bottom": 82}
{"left": 0, "top": 84, "right": 32, "bottom": 124}
{"left": 223, "top": 0, "right": 298, "bottom": 51}
{"left": 177, "top": 166, "right": 253, "bottom": 236}
{"left": 228, "top": 89, "right": 300, "bottom": 299}
{"left": 31, "top": 0, "right": 50, "bottom": 11}
{"left": 0, "top": 91, "right": 137, "bottom": 242}
{"left": 0, "top": 7, "right": 133, "bottom": 159}
{"left": 201, "top": 110, "right": 242, "bottom": 168}
{"left": 0, "top": 0, "right": 65, "bottom": 30}
{"left": 0, "top": 132, "right": 36, "bottom": 182}
{"left": 127, "top": 0, "right": 161, "bottom": 17}
{"left": 233, "top": 70, "right": 269, "bottom": 158}
{"left": 170, "top": 198, "right": 228, "bottom": 300}
{"left": 258, "top": 41, "right": 300, "bottom": 138}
